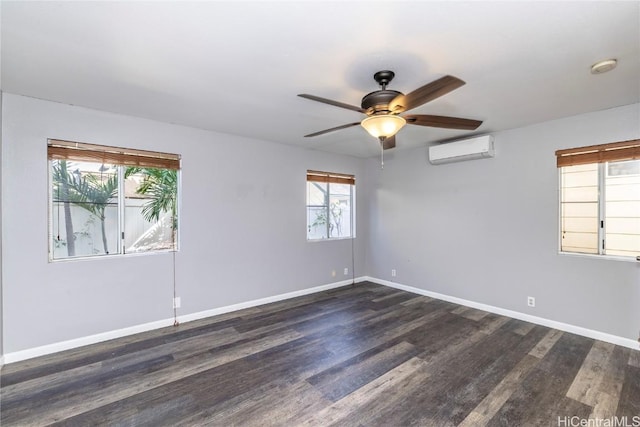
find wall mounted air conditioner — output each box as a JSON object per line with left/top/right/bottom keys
{"left": 428, "top": 135, "right": 495, "bottom": 165}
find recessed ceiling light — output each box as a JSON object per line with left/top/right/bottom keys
{"left": 590, "top": 59, "right": 617, "bottom": 74}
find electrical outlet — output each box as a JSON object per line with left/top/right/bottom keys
{"left": 173, "top": 297, "right": 181, "bottom": 309}
{"left": 344, "top": 267, "right": 349, "bottom": 275}
{"left": 391, "top": 269, "right": 397, "bottom": 277}
{"left": 527, "top": 296, "right": 535, "bottom": 307}
{"left": 331, "top": 270, "right": 336, "bottom": 277}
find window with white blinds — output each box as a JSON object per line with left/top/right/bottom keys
{"left": 556, "top": 139, "right": 640, "bottom": 258}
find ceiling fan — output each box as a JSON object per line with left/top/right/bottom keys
{"left": 298, "top": 70, "right": 482, "bottom": 150}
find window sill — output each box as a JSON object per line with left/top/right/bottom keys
{"left": 307, "top": 237, "right": 355, "bottom": 243}
{"left": 49, "top": 249, "right": 178, "bottom": 263}
{"left": 558, "top": 251, "right": 639, "bottom": 263}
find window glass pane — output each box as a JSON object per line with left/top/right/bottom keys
{"left": 607, "top": 160, "right": 640, "bottom": 177}
{"left": 307, "top": 181, "right": 327, "bottom": 206}
{"left": 328, "top": 183, "right": 352, "bottom": 238}
{"left": 307, "top": 206, "right": 328, "bottom": 240}
{"left": 124, "top": 167, "right": 178, "bottom": 253}
{"left": 560, "top": 164, "right": 598, "bottom": 254}
{"left": 307, "top": 181, "right": 328, "bottom": 239}
{"left": 51, "top": 160, "right": 119, "bottom": 259}
{"left": 604, "top": 160, "right": 640, "bottom": 256}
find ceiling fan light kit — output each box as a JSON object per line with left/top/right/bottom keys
{"left": 361, "top": 114, "right": 406, "bottom": 139}
{"left": 298, "top": 70, "right": 483, "bottom": 151}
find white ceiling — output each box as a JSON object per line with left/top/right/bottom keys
{"left": 1, "top": 1, "right": 639, "bottom": 158}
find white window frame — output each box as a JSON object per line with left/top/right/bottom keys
{"left": 306, "top": 170, "right": 356, "bottom": 241}
{"left": 556, "top": 140, "right": 640, "bottom": 262}
{"left": 47, "top": 139, "right": 181, "bottom": 261}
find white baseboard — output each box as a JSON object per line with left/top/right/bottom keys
{"left": 3, "top": 318, "right": 175, "bottom": 364}
{"left": 364, "top": 276, "right": 640, "bottom": 351}
{"left": 3, "top": 278, "right": 363, "bottom": 364}
{"left": 177, "top": 277, "right": 363, "bottom": 324}
{"left": 5, "top": 275, "right": 635, "bottom": 364}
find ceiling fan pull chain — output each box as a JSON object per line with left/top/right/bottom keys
{"left": 380, "top": 138, "right": 385, "bottom": 169}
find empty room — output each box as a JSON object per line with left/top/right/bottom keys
{"left": 1, "top": 1, "right": 639, "bottom": 426}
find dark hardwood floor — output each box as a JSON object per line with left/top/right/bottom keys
{"left": 1, "top": 282, "right": 639, "bottom": 426}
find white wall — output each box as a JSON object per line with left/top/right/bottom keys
{"left": 3, "top": 93, "right": 638, "bottom": 358}
{"left": 366, "top": 103, "right": 640, "bottom": 342}
{"left": 1, "top": 93, "right": 367, "bottom": 354}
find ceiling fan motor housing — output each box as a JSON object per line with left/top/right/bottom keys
{"left": 361, "top": 90, "right": 402, "bottom": 115}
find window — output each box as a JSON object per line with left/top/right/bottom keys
{"left": 306, "top": 170, "right": 355, "bottom": 240}
{"left": 48, "top": 139, "right": 180, "bottom": 260}
{"left": 556, "top": 139, "right": 640, "bottom": 258}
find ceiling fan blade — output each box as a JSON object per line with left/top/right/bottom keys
{"left": 304, "top": 122, "right": 361, "bottom": 137}
{"left": 382, "top": 135, "right": 396, "bottom": 150}
{"left": 298, "top": 94, "right": 365, "bottom": 113}
{"left": 404, "top": 114, "right": 482, "bottom": 130}
{"left": 389, "top": 75, "right": 465, "bottom": 113}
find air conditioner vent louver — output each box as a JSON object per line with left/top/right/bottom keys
{"left": 429, "top": 135, "right": 495, "bottom": 165}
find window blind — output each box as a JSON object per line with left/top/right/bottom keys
{"left": 47, "top": 139, "right": 181, "bottom": 170}
{"left": 555, "top": 139, "right": 640, "bottom": 168}
{"left": 307, "top": 170, "right": 355, "bottom": 185}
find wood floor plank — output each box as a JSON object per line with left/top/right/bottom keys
{"left": 56, "top": 335, "right": 337, "bottom": 427}
{"left": 451, "top": 306, "right": 490, "bottom": 321}
{"left": 370, "top": 289, "right": 407, "bottom": 302}
{"left": 306, "top": 341, "right": 419, "bottom": 401}
{"left": 568, "top": 342, "right": 632, "bottom": 421}
{"left": 400, "top": 294, "right": 434, "bottom": 306}
{"left": 616, "top": 364, "right": 640, "bottom": 418}
{"left": 566, "top": 340, "right": 615, "bottom": 405}
{"left": 236, "top": 299, "right": 375, "bottom": 340}
{"left": 598, "top": 346, "right": 630, "bottom": 401}
{"left": 178, "top": 379, "right": 333, "bottom": 427}
{"left": 487, "top": 368, "right": 593, "bottom": 426}
{"left": 477, "top": 313, "right": 511, "bottom": 335}
{"left": 374, "top": 325, "right": 550, "bottom": 426}
{"left": 508, "top": 319, "right": 536, "bottom": 336}
{"left": 290, "top": 303, "right": 376, "bottom": 336}
{"left": 311, "top": 299, "right": 451, "bottom": 363}
{"left": 368, "top": 292, "right": 419, "bottom": 309}
{"left": 253, "top": 284, "right": 370, "bottom": 314}
{"left": 529, "top": 328, "right": 563, "bottom": 359}
{"left": 459, "top": 354, "right": 541, "bottom": 427}
{"left": 298, "top": 357, "right": 431, "bottom": 427}
{"left": 1, "top": 328, "right": 304, "bottom": 426}
{"left": 0, "top": 316, "right": 242, "bottom": 387}
{"left": 628, "top": 349, "right": 640, "bottom": 368}
{"left": 487, "top": 333, "right": 594, "bottom": 426}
